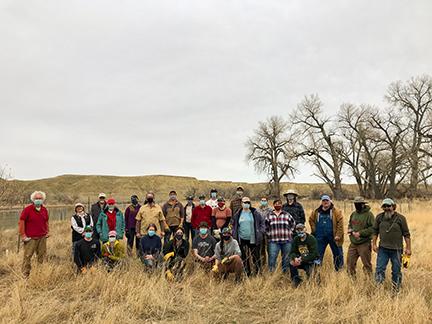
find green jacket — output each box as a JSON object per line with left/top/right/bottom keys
{"left": 289, "top": 234, "right": 319, "bottom": 263}
{"left": 348, "top": 206, "right": 375, "bottom": 245}
{"left": 102, "top": 240, "right": 126, "bottom": 261}
{"left": 96, "top": 208, "right": 125, "bottom": 243}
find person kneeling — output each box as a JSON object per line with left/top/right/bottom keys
{"left": 140, "top": 223, "right": 162, "bottom": 271}
{"left": 102, "top": 230, "right": 126, "bottom": 271}
{"left": 212, "top": 227, "right": 243, "bottom": 281}
{"left": 163, "top": 226, "right": 189, "bottom": 281}
{"left": 289, "top": 223, "right": 320, "bottom": 287}
{"left": 192, "top": 222, "right": 217, "bottom": 270}
{"left": 74, "top": 226, "right": 101, "bottom": 274}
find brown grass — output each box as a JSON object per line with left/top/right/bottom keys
{"left": 0, "top": 200, "right": 431, "bottom": 323}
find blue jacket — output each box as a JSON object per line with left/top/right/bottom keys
{"left": 231, "top": 207, "right": 265, "bottom": 245}
{"left": 96, "top": 207, "right": 125, "bottom": 243}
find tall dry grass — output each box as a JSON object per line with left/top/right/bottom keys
{"left": 0, "top": 200, "right": 431, "bottom": 323}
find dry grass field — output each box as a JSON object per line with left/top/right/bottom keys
{"left": 0, "top": 200, "right": 431, "bottom": 323}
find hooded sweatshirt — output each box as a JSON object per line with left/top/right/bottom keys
{"left": 348, "top": 205, "right": 375, "bottom": 245}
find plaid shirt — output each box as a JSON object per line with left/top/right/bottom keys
{"left": 265, "top": 210, "right": 296, "bottom": 242}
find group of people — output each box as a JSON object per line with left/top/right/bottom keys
{"left": 18, "top": 187, "right": 411, "bottom": 290}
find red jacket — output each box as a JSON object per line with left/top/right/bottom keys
{"left": 191, "top": 205, "right": 212, "bottom": 229}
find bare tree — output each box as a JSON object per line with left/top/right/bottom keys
{"left": 292, "top": 95, "right": 344, "bottom": 199}
{"left": 246, "top": 116, "right": 298, "bottom": 197}
{"left": 386, "top": 75, "right": 432, "bottom": 197}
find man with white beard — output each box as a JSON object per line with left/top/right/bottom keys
{"left": 372, "top": 198, "right": 411, "bottom": 291}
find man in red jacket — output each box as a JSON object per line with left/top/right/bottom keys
{"left": 191, "top": 195, "right": 212, "bottom": 239}
{"left": 18, "top": 191, "right": 50, "bottom": 277}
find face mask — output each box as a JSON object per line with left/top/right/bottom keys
{"left": 297, "top": 231, "right": 306, "bottom": 238}
{"left": 223, "top": 235, "right": 231, "bottom": 241}
{"left": 199, "top": 228, "right": 208, "bottom": 235}
{"left": 109, "top": 237, "right": 116, "bottom": 243}
{"left": 175, "top": 233, "right": 183, "bottom": 240}
{"left": 211, "top": 192, "right": 217, "bottom": 198}
{"left": 34, "top": 199, "right": 43, "bottom": 207}
{"left": 148, "top": 230, "right": 156, "bottom": 237}
{"left": 147, "top": 197, "right": 154, "bottom": 204}
{"left": 274, "top": 205, "right": 282, "bottom": 211}
{"left": 131, "top": 198, "right": 138, "bottom": 205}
{"left": 354, "top": 203, "right": 363, "bottom": 212}
{"left": 287, "top": 194, "right": 295, "bottom": 200}
{"left": 199, "top": 200, "right": 206, "bottom": 206}
{"left": 242, "top": 203, "right": 250, "bottom": 209}
{"left": 108, "top": 205, "right": 115, "bottom": 211}
{"left": 170, "top": 195, "right": 177, "bottom": 200}
{"left": 84, "top": 232, "right": 93, "bottom": 239}
{"left": 217, "top": 202, "right": 225, "bottom": 208}
{"left": 260, "top": 201, "right": 268, "bottom": 207}
{"left": 236, "top": 191, "right": 243, "bottom": 197}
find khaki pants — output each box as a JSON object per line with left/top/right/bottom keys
{"left": 347, "top": 241, "right": 372, "bottom": 276}
{"left": 22, "top": 237, "right": 47, "bottom": 276}
{"left": 217, "top": 255, "right": 243, "bottom": 280}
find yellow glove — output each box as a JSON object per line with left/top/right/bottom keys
{"left": 164, "top": 252, "right": 175, "bottom": 262}
{"left": 402, "top": 254, "right": 411, "bottom": 268}
{"left": 212, "top": 264, "right": 219, "bottom": 273}
{"left": 221, "top": 257, "right": 231, "bottom": 265}
{"left": 165, "top": 270, "right": 174, "bottom": 281}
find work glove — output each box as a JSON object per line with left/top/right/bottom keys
{"left": 164, "top": 252, "right": 175, "bottom": 262}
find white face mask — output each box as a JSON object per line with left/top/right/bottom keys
{"left": 109, "top": 237, "right": 116, "bottom": 243}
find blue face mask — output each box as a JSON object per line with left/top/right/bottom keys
{"left": 34, "top": 199, "right": 43, "bottom": 207}
{"left": 148, "top": 230, "right": 156, "bottom": 237}
{"left": 242, "top": 203, "right": 251, "bottom": 209}
{"left": 108, "top": 205, "right": 115, "bottom": 211}
{"left": 199, "top": 228, "right": 208, "bottom": 235}
{"left": 84, "top": 232, "right": 93, "bottom": 239}
{"left": 211, "top": 192, "right": 217, "bottom": 198}
{"left": 199, "top": 200, "right": 206, "bottom": 206}
{"left": 297, "top": 231, "right": 306, "bottom": 238}
{"left": 260, "top": 201, "right": 268, "bottom": 207}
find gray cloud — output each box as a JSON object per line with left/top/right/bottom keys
{"left": 1, "top": 0, "right": 431, "bottom": 182}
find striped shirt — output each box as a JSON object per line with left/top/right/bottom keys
{"left": 265, "top": 210, "right": 296, "bottom": 242}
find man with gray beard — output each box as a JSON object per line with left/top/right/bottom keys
{"left": 372, "top": 198, "right": 411, "bottom": 291}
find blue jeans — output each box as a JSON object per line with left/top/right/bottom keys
{"left": 375, "top": 247, "right": 402, "bottom": 289}
{"left": 268, "top": 241, "right": 291, "bottom": 273}
{"left": 316, "top": 236, "right": 344, "bottom": 271}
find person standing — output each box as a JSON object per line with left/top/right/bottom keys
{"left": 229, "top": 186, "right": 244, "bottom": 216}
{"left": 231, "top": 197, "right": 265, "bottom": 276}
{"left": 183, "top": 196, "right": 195, "bottom": 243}
{"left": 136, "top": 192, "right": 168, "bottom": 241}
{"left": 206, "top": 188, "right": 219, "bottom": 208}
{"left": 257, "top": 197, "right": 272, "bottom": 266}
{"left": 191, "top": 195, "right": 213, "bottom": 237}
{"left": 265, "top": 199, "right": 296, "bottom": 274}
{"left": 124, "top": 195, "right": 141, "bottom": 256}
{"left": 309, "top": 195, "right": 344, "bottom": 271}
{"left": 19, "top": 191, "right": 49, "bottom": 277}
{"left": 211, "top": 197, "right": 232, "bottom": 239}
{"left": 96, "top": 198, "right": 125, "bottom": 244}
{"left": 162, "top": 190, "right": 185, "bottom": 245}
{"left": 373, "top": 198, "right": 411, "bottom": 291}
{"left": 282, "top": 189, "right": 305, "bottom": 225}
{"left": 90, "top": 193, "right": 107, "bottom": 240}
{"left": 71, "top": 202, "right": 93, "bottom": 256}
{"left": 347, "top": 197, "right": 375, "bottom": 276}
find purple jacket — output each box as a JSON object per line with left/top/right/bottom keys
{"left": 124, "top": 204, "right": 141, "bottom": 231}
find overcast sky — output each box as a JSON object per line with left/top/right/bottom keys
{"left": 1, "top": 0, "right": 431, "bottom": 183}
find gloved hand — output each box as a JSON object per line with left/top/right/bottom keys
{"left": 80, "top": 267, "right": 87, "bottom": 274}
{"left": 164, "top": 252, "right": 175, "bottom": 261}
{"left": 212, "top": 264, "right": 219, "bottom": 273}
{"left": 402, "top": 254, "right": 411, "bottom": 268}
{"left": 165, "top": 270, "right": 174, "bottom": 281}
{"left": 221, "top": 257, "right": 232, "bottom": 265}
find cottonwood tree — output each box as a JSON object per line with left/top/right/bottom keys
{"left": 246, "top": 116, "right": 298, "bottom": 197}
{"left": 386, "top": 75, "right": 432, "bottom": 197}
{"left": 292, "top": 95, "right": 344, "bottom": 199}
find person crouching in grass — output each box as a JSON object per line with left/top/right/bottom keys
{"left": 139, "top": 223, "right": 162, "bottom": 271}
{"left": 74, "top": 226, "right": 101, "bottom": 274}
{"left": 212, "top": 227, "right": 243, "bottom": 282}
{"left": 163, "top": 226, "right": 189, "bottom": 281}
{"left": 192, "top": 221, "right": 217, "bottom": 270}
{"left": 102, "top": 230, "right": 126, "bottom": 271}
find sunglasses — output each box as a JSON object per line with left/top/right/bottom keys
{"left": 382, "top": 204, "right": 392, "bottom": 208}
